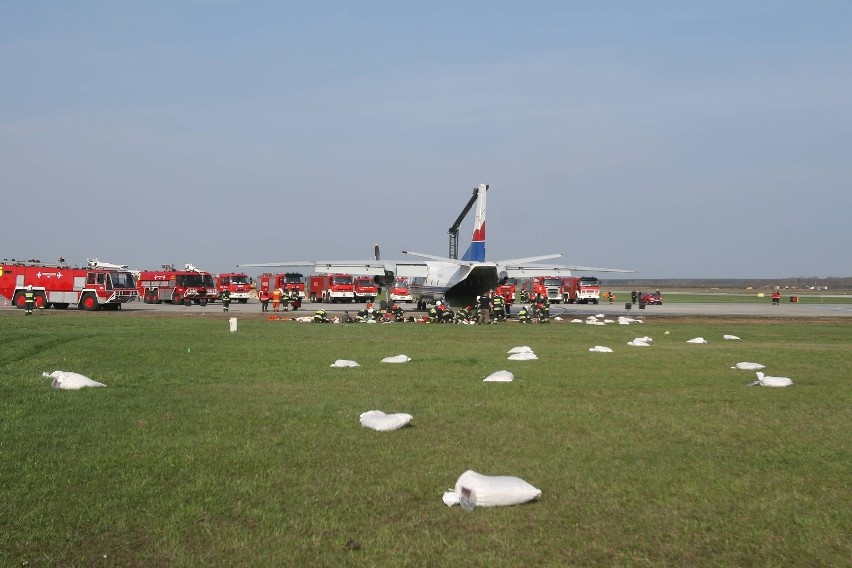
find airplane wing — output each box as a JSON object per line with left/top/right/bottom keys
{"left": 502, "top": 262, "right": 634, "bottom": 278}
{"left": 238, "top": 259, "right": 430, "bottom": 278}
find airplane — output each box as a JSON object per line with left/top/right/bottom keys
{"left": 238, "top": 183, "right": 633, "bottom": 306}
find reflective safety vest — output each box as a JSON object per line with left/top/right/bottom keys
{"left": 24, "top": 291, "right": 35, "bottom": 303}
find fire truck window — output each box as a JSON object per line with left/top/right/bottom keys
{"left": 97, "top": 274, "right": 106, "bottom": 285}
{"left": 87, "top": 273, "right": 96, "bottom": 285}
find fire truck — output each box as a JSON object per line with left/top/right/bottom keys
{"left": 0, "top": 259, "right": 138, "bottom": 311}
{"left": 307, "top": 273, "right": 354, "bottom": 303}
{"left": 353, "top": 275, "right": 379, "bottom": 302}
{"left": 258, "top": 273, "right": 306, "bottom": 299}
{"left": 561, "top": 276, "right": 601, "bottom": 304}
{"left": 215, "top": 272, "right": 252, "bottom": 303}
{"left": 389, "top": 277, "right": 413, "bottom": 303}
{"left": 496, "top": 277, "right": 519, "bottom": 303}
{"left": 137, "top": 264, "right": 217, "bottom": 306}
{"left": 523, "top": 276, "right": 563, "bottom": 303}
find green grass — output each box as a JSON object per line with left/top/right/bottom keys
{"left": 1, "top": 312, "right": 850, "bottom": 566}
{"left": 610, "top": 290, "right": 852, "bottom": 304}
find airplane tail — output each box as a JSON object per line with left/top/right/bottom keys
{"left": 460, "top": 184, "right": 487, "bottom": 262}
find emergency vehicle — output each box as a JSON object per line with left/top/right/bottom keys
{"left": 524, "top": 276, "right": 563, "bottom": 303}
{"left": 215, "top": 272, "right": 251, "bottom": 303}
{"left": 389, "top": 277, "right": 413, "bottom": 303}
{"left": 496, "top": 277, "right": 519, "bottom": 303}
{"left": 137, "top": 264, "right": 217, "bottom": 306}
{"left": 307, "top": 273, "right": 354, "bottom": 303}
{"left": 258, "top": 273, "right": 306, "bottom": 299}
{"left": 353, "top": 275, "right": 379, "bottom": 302}
{"left": 561, "top": 276, "right": 601, "bottom": 304}
{"left": 0, "top": 259, "right": 138, "bottom": 311}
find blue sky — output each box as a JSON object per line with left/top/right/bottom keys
{"left": 2, "top": 1, "right": 850, "bottom": 278}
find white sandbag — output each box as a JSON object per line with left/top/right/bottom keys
{"left": 586, "top": 320, "right": 605, "bottom": 326}
{"left": 553, "top": 316, "right": 563, "bottom": 321}
{"left": 686, "top": 337, "right": 708, "bottom": 344}
{"left": 330, "top": 359, "right": 360, "bottom": 368}
{"left": 359, "top": 410, "right": 413, "bottom": 431}
{"left": 508, "top": 352, "right": 538, "bottom": 360}
{"left": 507, "top": 346, "right": 534, "bottom": 354}
{"left": 483, "top": 370, "right": 514, "bottom": 382}
{"left": 723, "top": 334, "right": 741, "bottom": 340}
{"left": 380, "top": 354, "right": 411, "bottom": 363}
{"left": 733, "top": 362, "right": 765, "bottom": 370}
{"left": 571, "top": 319, "right": 584, "bottom": 323}
{"left": 748, "top": 371, "right": 793, "bottom": 388}
{"left": 627, "top": 340, "right": 650, "bottom": 347}
{"left": 443, "top": 470, "right": 541, "bottom": 508}
{"left": 589, "top": 346, "right": 613, "bottom": 353}
{"left": 595, "top": 313, "right": 605, "bottom": 319}
{"left": 44, "top": 371, "right": 105, "bottom": 390}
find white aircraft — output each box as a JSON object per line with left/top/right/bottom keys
{"left": 238, "top": 183, "right": 632, "bottom": 306}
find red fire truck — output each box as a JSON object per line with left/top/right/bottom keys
{"left": 561, "top": 276, "right": 601, "bottom": 304}
{"left": 496, "top": 277, "right": 519, "bottom": 303}
{"left": 0, "top": 259, "right": 138, "bottom": 311}
{"left": 137, "top": 264, "right": 217, "bottom": 306}
{"left": 215, "top": 272, "right": 251, "bottom": 303}
{"left": 389, "top": 277, "right": 413, "bottom": 303}
{"left": 353, "top": 275, "right": 379, "bottom": 302}
{"left": 523, "top": 276, "right": 563, "bottom": 303}
{"left": 258, "top": 273, "right": 306, "bottom": 299}
{"left": 307, "top": 273, "right": 354, "bottom": 303}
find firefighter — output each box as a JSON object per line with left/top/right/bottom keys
{"left": 492, "top": 294, "right": 506, "bottom": 322}
{"left": 456, "top": 305, "right": 471, "bottom": 323}
{"left": 259, "top": 288, "right": 270, "bottom": 312}
{"left": 290, "top": 290, "right": 301, "bottom": 310}
{"left": 517, "top": 305, "right": 531, "bottom": 323}
{"left": 392, "top": 304, "right": 405, "bottom": 322}
{"left": 519, "top": 288, "right": 529, "bottom": 304}
{"left": 428, "top": 304, "right": 439, "bottom": 323}
{"left": 221, "top": 289, "right": 231, "bottom": 312}
{"left": 24, "top": 285, "right": 35, "bottom": 315}
{"left": 439, "top": 305, "right": 455, "bottom": 323}
{"left": 271, "top": 287, "right": 282, "bottom": 312}
{"left": 313, "top": 308, "right": 330, "bottom": 323}
{"left": 281, "top": 290, "right": 290, "bottom": 311}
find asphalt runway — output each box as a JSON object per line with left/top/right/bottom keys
{"left": 19, "top": 298, "right": 845, "bottom": 318}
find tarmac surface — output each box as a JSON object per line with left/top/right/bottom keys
{"left": 11, "top": 298, "right": 845, "bottom": 318}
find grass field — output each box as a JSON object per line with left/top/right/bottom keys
{"left": 1, "top": 312, "right": 850, "bottom": 566}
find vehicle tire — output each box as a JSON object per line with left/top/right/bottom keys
{"left": 310, "top": 292, "right": 317, "bottom": 303}
{"left": 199, "top": 298, "right": 208, "bottom": 307}
{"left": 152, "top": 290, "right": 161, "bottom": 304}
{"left": 35, "top": 292, "right": 48, "bottom": 309}
{"left": 239, "top": 298, "right": 248, "bottom": 304}
{"left": 53, "top": 303, "right": 70, "bottom": 310}
{"left": 172, "top": 292, "right": 182, "bottom": 305}
{"left": 13, "top": 291, "right": 26, "bottom": 309}
{"left": 79, "top": 293, "right": 99, "bottom": 311}
{"left": 184, "top": 298, "right": 192, "bottom": 306}
{"left": 593, "top": 299, "right": 599, "bottom": 305}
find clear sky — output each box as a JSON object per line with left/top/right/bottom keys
{"left": 2, "top": 1, "right": 850, "bottom": 279}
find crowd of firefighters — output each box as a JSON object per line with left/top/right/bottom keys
{"left": 257, "top": 288, "right": 303, "bottom": 312}
{"left": 311, "top": 290, "right": 556, "bottom": 324}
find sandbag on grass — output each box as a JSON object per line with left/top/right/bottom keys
{"left": 507, "top": 346, "right": 534, "bottom": 354}
{"left": 508, "top": 352, "right": 538, "bottom": 361}
{"left": 380, "top": 354, "right": 411, "bottom": 363}
{"left": 442, "top": 470, "right": 541, "bottom": 509}
{"left": 483, "top": 370, "right": 514, "bottom": 382}
{"left": 359, "top": 410, "right": 413, "bottom": 431}
{"left": 589, "top": 346, "right": 613, "bottom": 353}
{"left": 686, "top": 337, "right": 708, "bottom": 344}
{"left": 330, "top": 359, "right": 360, "bottom": 368}
{"left": 44, "top": 371, "right": 105, "bottom": 390}
{"left": 733, "top": 362, "right": 765, "bottom": 370}
{"left": 748, "top": 372, "right": 794, "bottom": 388}
{"left": 723, "top": 334, "right": 741, "bottom": 340}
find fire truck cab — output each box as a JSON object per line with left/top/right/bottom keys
{"left": 216, "top": 272, "right": 251, "bottom": 303}
{"left": 308, "top": 273, "right": 354, "bottom": 303}
{"left": 562, "top": 276, "right": 601, "bottom": 304}
{"left": 258, "top": 273, "right": 306, "bottom": 299}
{"left": 353, "top": 276, "right": 379, "bottom": 302}
{"left": 0, "top": 259, "right": 138, "bottom": 311}
{"left": 389, "top": 277, "right": 413, "bottom": 303}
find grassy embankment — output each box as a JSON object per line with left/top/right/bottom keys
{"left": 1, "top": 313, "right": 849, "bottom": 566}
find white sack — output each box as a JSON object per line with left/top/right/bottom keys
{"left": 723, "top": 334, "right": 741, "bottom": 340}
{"left": 44, "top": 371, "right": 105, "bottom": 390}
{"left": 589, "top": 346, "right": 613, "bottom": 353}
{"left": 571, "top": 319, "right": 584, "bottom": 323}
{"left": 330, "top": 359, "right": 360, "bottom": 368}
{"left": 484, "top": 370, "right": 514, "bottom": 382}
{"left": 381, "top": 354, "right": 411, "bottom": 363}
{"left": 359, "top": 410, "right": 413, "bottom": 431}
{"left": 686, "top": 337, "right": 708, "bottom": 344}
{"left": 443, "top": 470, "right": 541, "bottom": 508}
{"left": 733, "top": 362, "right": 765, "bottom": 370}
{"left": 508, "top": 352, "right": 538, "bottom": 360}
{"left": 507, "top": 346, "right": 534, "bottom": 354}
{"left": 627, "top": 340, "right": 650, "bottom": 347}
{"left": 749, "top": 372, "right": 793, "bottom": 388}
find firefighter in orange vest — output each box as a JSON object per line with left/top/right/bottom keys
{"left": 271, "top": 287, "right": 282, "bottom": 312}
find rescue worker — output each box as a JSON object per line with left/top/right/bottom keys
{"left": 281, "top": 290, "right": 290, "bottom": 311}
{"left": 771, "top": 290, "right": 781, "bottom": 305}
{"left": 259, "top": 288, "right": 270, "bottom": 312}
{"left": 456, "top": 305, "right": 471, "bottom": 323}
{"left": 221, "top": 289, "right": 231, "bottom": 312}
{"left": 342, "top": 310, "right": 354, "bottom": 323}
{"left": 607, "top": 290, "right": 614, "bottom": 305}
{"left": 392, "top": 304, "right": 405, "bottom": 322}
{"left": 517, "top": 305, "right": 530, "bottom": 324}
{"left": 313, "top": 308, "right": 330, "bottom": 323}
{"left": 271, "top": 287, "right": 282, "bottom": 312}
{"left": 492, "top": 294, "right": 506, "bottom": 322}
{"left": 290, "top": 290, "right": 301, "bottom": 310}
{"left": 478, "top": 292, "right": 492, "bottom": 324}
{"left": 428, "top": 304, "right": 439, "bottom": 323}
{"left": 24, "top": 285, "right": 35, "bottom": 315}
{"left": 440, "top": 305, "right": 455, "bottom": 323}
{"left": 519, "top": 288, "right": 529, "bottom": 304}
